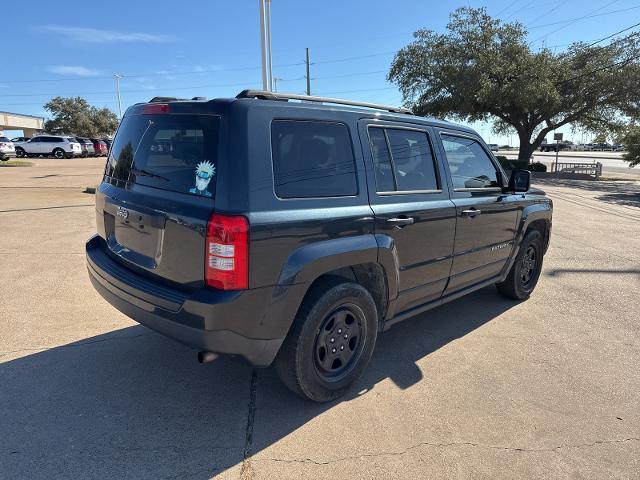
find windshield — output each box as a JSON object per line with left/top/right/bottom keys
{"left": 0, "top": 137, "right": 10, "bottom": 142}
{"left": 105, "top": 113, "right": 220, "bottom": 198}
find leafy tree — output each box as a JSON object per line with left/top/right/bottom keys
{"left": 621, "top": 126, "right": 640, "bottom": 166}
{"left": 44, "top": 97, "right": 119, "bottom": 137}
{"left": 592, "top": 133, "right": 609, "bottom": 144}
{"left": 388, "top": 7, "right": 640, "bottom": 162}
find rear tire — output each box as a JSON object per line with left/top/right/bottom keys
{"left": 496, "top": 229, "right": 544, "bottom": 300}
{"left": 53, "top": 148, "right": 65, "bottom": 159}
{"left": 274, "top": 278, "right": 378, "bottom": 402}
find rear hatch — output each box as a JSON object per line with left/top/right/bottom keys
{"left": 95, "top": 104, "right": 221, "bottom": 290}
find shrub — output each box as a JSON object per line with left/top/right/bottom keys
{"left": 528, "top": 162, "right": 547, "bottom": 172}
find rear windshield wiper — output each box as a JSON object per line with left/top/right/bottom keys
{"left": 129, "top": 167, "right": 170, "bottom": 182}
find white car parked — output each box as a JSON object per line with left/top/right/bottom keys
{"left": 14, "top": 135, "right": 82, "bottom": 159}
{"left": 0, "top": 136, "right": 17, "bottom": 160}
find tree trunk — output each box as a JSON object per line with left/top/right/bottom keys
{"left": 517, "top": 130, "right": 536, "bottom": 163}
{"left": 518, "top": 143, "right": 536, "bottom": 163}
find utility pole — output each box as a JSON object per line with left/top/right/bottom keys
{"left": 305, "top": 47, "right": 311, "bottom": 96}
{"left": 273, "top": 77, "right": 283, "bottom": 92}
{"left": 259, "top": 0, "right": 273, "bottom": 91}
{"left": 114, "top": 74, "right": 123, "bottom": 119}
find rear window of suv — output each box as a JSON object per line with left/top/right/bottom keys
{"left": 105, "top": 114, "right": 220, "bottom": 197}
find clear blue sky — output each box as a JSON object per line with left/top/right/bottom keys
{"left": 2, "top": 0, "right": 639, "bottom": 144}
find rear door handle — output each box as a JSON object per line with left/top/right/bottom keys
{"left": 386, "top": 217, "right": 414, "bottom": 227}
{"left": 461, "top": 209, "right": 482, "bottom": 217}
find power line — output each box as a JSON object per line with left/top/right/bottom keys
{"left": 585, "top": 22, "right": 640, "bottom": 48}
{"left": 0, "top": 62, "right": 304, "bottom": 85}
{"left": 0, "top": 70, "right": 389, "bottom": 99}
{"left": 529, "top": 3, "right": 640, "bottom": 45}
{"left": 494, "top": 0, "right": 523, "bottom": 18}
{"left": 555, "top": 52, "right": 640, "bottom": 86}
{"left": 525, "top": 1, "right": 567, "bottom": 28}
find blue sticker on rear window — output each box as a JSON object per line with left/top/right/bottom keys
{"left": 189, "top": 161, "right": 215, "bottom": 197}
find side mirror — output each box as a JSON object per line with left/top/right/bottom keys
{"left": 508, "top": 169, "right": 530, "bottom": 192}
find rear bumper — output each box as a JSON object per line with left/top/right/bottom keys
{"left": 0, "top": 151, "right": 16, "bottom": 159}
{"left": 86, "top": 235, "right": 283, "bottom": 366}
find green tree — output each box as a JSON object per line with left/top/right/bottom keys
{"left": 592, "top": 133, "right": 609, "bottom": 144}
{"left": 44, "top": 97, "right": 119, "bottom": 137}
{"left": 388, "top": 7, "right": 640, "bottom": 162}
{"left": 621, "top": 126, "right": 640, "bottom": 166}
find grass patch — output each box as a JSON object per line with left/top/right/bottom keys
{"left": 0, "top": 159, "right": 34, "bottom": 167}
{"left": 599, "top": 176, "right": 639, "bottom": 182}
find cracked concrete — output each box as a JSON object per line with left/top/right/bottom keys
{"left": 254, "top": 437, "right": 640, "bottom": 466}
{"left": 1, "top": 158, "right": 639, "bottom": 479}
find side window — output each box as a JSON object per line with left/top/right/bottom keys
{"left": 271, "top": 120, "right": 357, "bottom": 198}
{"left": 369, "top": 128, "right": 395, "bottom": 192}
{"left": 441, "top": 135, "right": 499, "bottom": 189}
{"left": 368, "top": 127, "right": 439, "bottom": 192}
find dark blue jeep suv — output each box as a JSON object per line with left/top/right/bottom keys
{"left": 86, "top": 90, "right": 552, "bottom": 401}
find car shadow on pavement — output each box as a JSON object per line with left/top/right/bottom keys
{"left": 0, "top": 286, "right": 518, "bottom": 479}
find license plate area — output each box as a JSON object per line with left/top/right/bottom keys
{"left": 103, "top": 203, "right": 166, "bottom": 269}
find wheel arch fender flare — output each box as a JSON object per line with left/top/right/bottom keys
{"left": 263, "top": 234, "right": 398, "bottom": 343}
{"left": 502, "top": 202, "right": 552, "bottom": 278}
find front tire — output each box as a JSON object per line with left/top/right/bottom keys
{"left": 497, "top": 229, "right": 544, "bottom": 300}
{"left": 15, "top": 148, "right": 25, "bottom": 158}
{"left": 53, "top": 148, "right": 65, "bottom": 159}
{"left": 275, "top": 279, "right": 378, "bottom": 402}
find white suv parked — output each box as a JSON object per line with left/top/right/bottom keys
{"left": 15, "top": 135, "right": 82, "bottom": 159}
{"left": 0, "top": 136, "right": 17, "bottom": 160}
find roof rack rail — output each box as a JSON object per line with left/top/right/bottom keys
{"left": 236, "top": 89, "right": 413, "bottom": 115}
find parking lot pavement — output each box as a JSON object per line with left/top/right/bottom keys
{"left": 1, "top": 159, "right": 639, "bottom": 479}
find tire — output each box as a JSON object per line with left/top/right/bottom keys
{"left": 15, "top": 148, "right": 25, "bottom": 158}
{"left": 53, "top": 148, "right": 65, "bottom": 159}
{"left": 497, "top": 229, "right": 545, "bottom": 300}
{"left": 274, "top": 278, "right": 378, "bottom": 402}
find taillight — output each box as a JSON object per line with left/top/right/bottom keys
{"left": 205, "top": 213, "right": 249, "bottom": 290}
{"left": 141, "top": 103, "right": 170, "bottom": 114}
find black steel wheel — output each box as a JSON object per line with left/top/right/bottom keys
{"left": 313, "top": 304, "right": 367, "bottom": 382}
{"left": 275, "top": 278, "right": 378, "bottom": 402}
{"left": 519, "top": 245, "right": 537, "bottom": 288}
{"left": 497, "top": 229, "right": 545, "bottom": 300}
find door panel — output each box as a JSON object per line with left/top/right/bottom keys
{"left": 359, "top": 121, "right": 456, "bottom": 314}
{"left": 435, "top": 131, "right": 520, "bottom": 294}
{"left": 447, "top": 195, "right": 519, "bottom": 292}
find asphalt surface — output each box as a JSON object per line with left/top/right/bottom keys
{"left": 1, "top": 158, "right": 639, "bottom": 479}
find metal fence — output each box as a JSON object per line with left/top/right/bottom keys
{"left": 551, "top": 161, "right": 603, "bottom": 179}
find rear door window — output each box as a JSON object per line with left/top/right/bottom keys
{"left": 271, "top": 120, "right": 357, "bottom": 198}
{"left": 105, "top": 114, "right": 220, "bottom": 197}
{"left": 368, "top": 127, "right": 439, "bottom": 192}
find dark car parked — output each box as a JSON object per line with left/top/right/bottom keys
{"left": 75, "top": 137, "right": 96, "bottom": 158}
{"left": 89, "top": 138, "right": 108, "bottom": 156}
{"left": 86, "top": 91, "right": 552, "bottom": 401}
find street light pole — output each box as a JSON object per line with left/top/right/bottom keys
{"left": 114, "top": 74, "right": 123, "bottom": 119}
{"left": 259, "top": 0, "right": 273, "bottom": 91}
